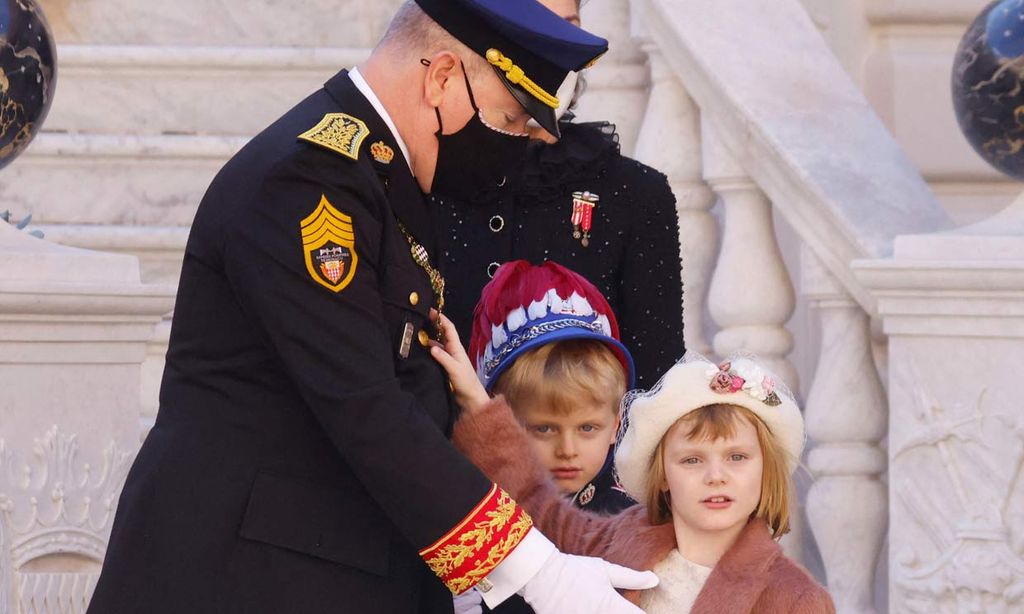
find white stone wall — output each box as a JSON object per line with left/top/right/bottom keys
{"left": 800, "top": 0, "right": 1021, "bottom": 225}
{"left": 0, "top": 223, "right": 174, "bottom": 614}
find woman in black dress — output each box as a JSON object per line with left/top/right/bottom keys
{"left": 431, "top": 0, "right": 684, "bottom": 389}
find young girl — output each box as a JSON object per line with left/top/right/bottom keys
{"left": 433, "top": 323, "right": 834, "bottom": 613}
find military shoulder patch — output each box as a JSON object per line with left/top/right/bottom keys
{"left": 301, "top": 195, "right": 359, "bottom": 292}
{"left": 298, "top": 113, "right": 370, "bottom": 161}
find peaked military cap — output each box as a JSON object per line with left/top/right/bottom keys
{"left": 414, "top": 0, "right": 608, "bottom": 137}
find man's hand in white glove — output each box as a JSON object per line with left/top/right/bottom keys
{"left": 520, "top": 550, "right": 658, "bottom": 614}
{"left": 453, "top": 588, "right": 483, "bottom": 614}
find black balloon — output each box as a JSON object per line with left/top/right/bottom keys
{"left": 0, "top": 0, "right": 56, "bottom": 171}
{"left": 952, "top": 0, "right": 1024, "bottom": 180}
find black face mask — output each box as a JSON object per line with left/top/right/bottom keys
{"left": 429, "top": 62, "right": 529, "bottom": 202}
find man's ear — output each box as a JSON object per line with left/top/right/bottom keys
{"left": 423, "top": 51, "right": 461, "bottom": 108}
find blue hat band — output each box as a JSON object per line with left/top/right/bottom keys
{"left": 483, "top": 318, "right": 603, "bottom": 378}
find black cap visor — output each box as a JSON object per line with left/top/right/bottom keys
{"left": 493, "top": 66, "right": 560, "bottom": 139}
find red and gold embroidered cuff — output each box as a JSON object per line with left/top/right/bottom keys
{"left": 419, "top": 484, "right": 533, "bottom": 594}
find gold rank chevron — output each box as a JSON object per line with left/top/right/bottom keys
{"left": 300, "top": 195, "right": 359, "bottom": 292}
{"left": 298, "top": 113, "right": 370, "bottom": 161}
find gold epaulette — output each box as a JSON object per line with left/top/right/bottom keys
{"left": 298, "top": 113, "right": 370, "bottom": 161}
{"left": 420, "top": 484, "right": 534, "bottom": 595}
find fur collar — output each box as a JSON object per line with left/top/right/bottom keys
{"left": 691, "top": 520, "right": 781, "bottom": 614}
{"left": 620, "top": 518, "right": 782, "bottom": 609}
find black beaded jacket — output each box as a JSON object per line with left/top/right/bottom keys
{"left": 432, "top": 121, "right": 685, "bottom": 388}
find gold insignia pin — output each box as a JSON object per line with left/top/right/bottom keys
{"left": 298, "top": 113, "right": 370, "bottom": 161}
{"left": 300, "top": 195, "right": 359, "bottom": 292}
{"left": 370, "top": 141, "right": 395, "bottom": 165}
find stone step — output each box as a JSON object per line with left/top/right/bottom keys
{"left": 46, "top": 0, "right": 403, "bottom": 47}
{"left": 50, "top": 45, "right": 369, "bottom": 135}
{"left": 48, "top": 42, "right": 648, "bottom": 147}
{"left": 36, "top": 224, "right": 189, "bottom": 285}
{"left": 1, "top": 133, "right": 244, "bottom": 226}
{"left": 9, "top": 53, "right": 648, "bottom": 229}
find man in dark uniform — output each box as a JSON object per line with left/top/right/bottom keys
{"left": 85, "top": 1, "right": 657, "bottom": 613}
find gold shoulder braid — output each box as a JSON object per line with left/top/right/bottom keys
{"left": 397, "top": 221, "right": 446, "bottom": 333}
{"left": 298, "top": 113, "right": 370, "bottom": 161}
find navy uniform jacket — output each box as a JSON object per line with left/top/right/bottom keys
{"left": 87, "top": 71, "right": 518, "bottom": 614}
{"left": 431, "top": 121, "right": 684, "bottom": 388}
{"left": 570, "top": 448, "right": 636, "bottom": 515}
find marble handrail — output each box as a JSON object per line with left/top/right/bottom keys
{"left": 635, "top": 0, "right": 954, "bottom": 314}
{"left": 627, "top": 2, "right": 942, "bottom": 611}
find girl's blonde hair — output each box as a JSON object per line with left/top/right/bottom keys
{"left": 644, "top": 403, "right": 793, "bottom": 538}
{"left": 492, "top": 339, "right": 626, "bottom": 417}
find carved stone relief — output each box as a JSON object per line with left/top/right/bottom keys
{"left": 0, "top": 427, "right": 134, "bottom": 614}
{"left": 891, "top": 384, "right": 1024, "bottom": 613}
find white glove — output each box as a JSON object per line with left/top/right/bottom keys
{"left": 453, "top": 588, "right": 483, "bottom": 614}
{"left": 520, "top": 550, "right": 659, "bottom": 614}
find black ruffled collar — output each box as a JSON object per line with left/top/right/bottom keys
{"left": 518, "top": 120, "right": 621, "bottom": 200}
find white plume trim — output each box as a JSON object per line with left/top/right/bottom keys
{"left": 491, "top": 323, "right": 507, "bottom": 349}
{"left": 528, "top": 298, "right": 548, "bottom": 320}
{"left": 506, "top": 306, "right": 528, "bottom": 331}
{"left": 547, "top": 289, "right": 564, "bottom": 313}
{"left": 596, "top": 314, "right": 612, "bottom": 336}
{"left": 569, "top": 292, "right": 593, "bottom": 316}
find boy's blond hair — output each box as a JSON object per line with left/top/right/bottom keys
{"left": 644, "top": 403, "right": 793, "bottom": 537}
{"left": 492, "top": 339, "right": 626, "bottom": 417}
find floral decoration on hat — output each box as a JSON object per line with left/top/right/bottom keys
{"left": 705, "top": 359, "right": 782, "bottom": 407}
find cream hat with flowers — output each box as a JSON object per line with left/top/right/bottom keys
{"left": 614, "top": 354, "right": 805, "bottom": 502}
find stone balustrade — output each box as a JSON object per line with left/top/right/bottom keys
{"left": 632, "top": 36, "right": 716, "bottom": 357}
{"left": 803, "top": 250, "right": 889, "bottom": 614}
{"left": 630, "top": 0, "right": 955, "bottom": 611}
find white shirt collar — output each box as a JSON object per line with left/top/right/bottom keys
{"left": 349, "top": 67, "right": 414, "bottom": 175}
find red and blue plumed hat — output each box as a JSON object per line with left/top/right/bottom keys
{"left": 469, "top": 260, "right": 636, "bottom": 392}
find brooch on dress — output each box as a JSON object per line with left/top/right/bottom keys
{"left": 570, "top": 191, "right": 599, "bottom": 247}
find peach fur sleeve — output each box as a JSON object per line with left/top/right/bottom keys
{"left": 452, "top": 396, "right": 676, "bottom": 572}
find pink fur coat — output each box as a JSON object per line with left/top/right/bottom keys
{"left": 453, "top": 397, "right": 835, "bottom": 614}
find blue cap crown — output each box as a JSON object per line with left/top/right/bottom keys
{"left": 413, "top": 0, "right": 609, "bottom": 137}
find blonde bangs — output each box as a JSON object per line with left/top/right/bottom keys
{"left": 492, "top": 340, "right": 626, "bottom": 416}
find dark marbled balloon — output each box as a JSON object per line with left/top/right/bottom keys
{"left": 952, "top": 1, "right": 1024, "bottom": 180}
{"left": 0, "top": 0, "right": 56, "bottom": 171}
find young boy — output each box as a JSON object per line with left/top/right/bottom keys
{"left": 469, "top": 260, "right": 637, "bottom": 513}
{"left": 450, "top": 260, "right": 638, "bottom": 614}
